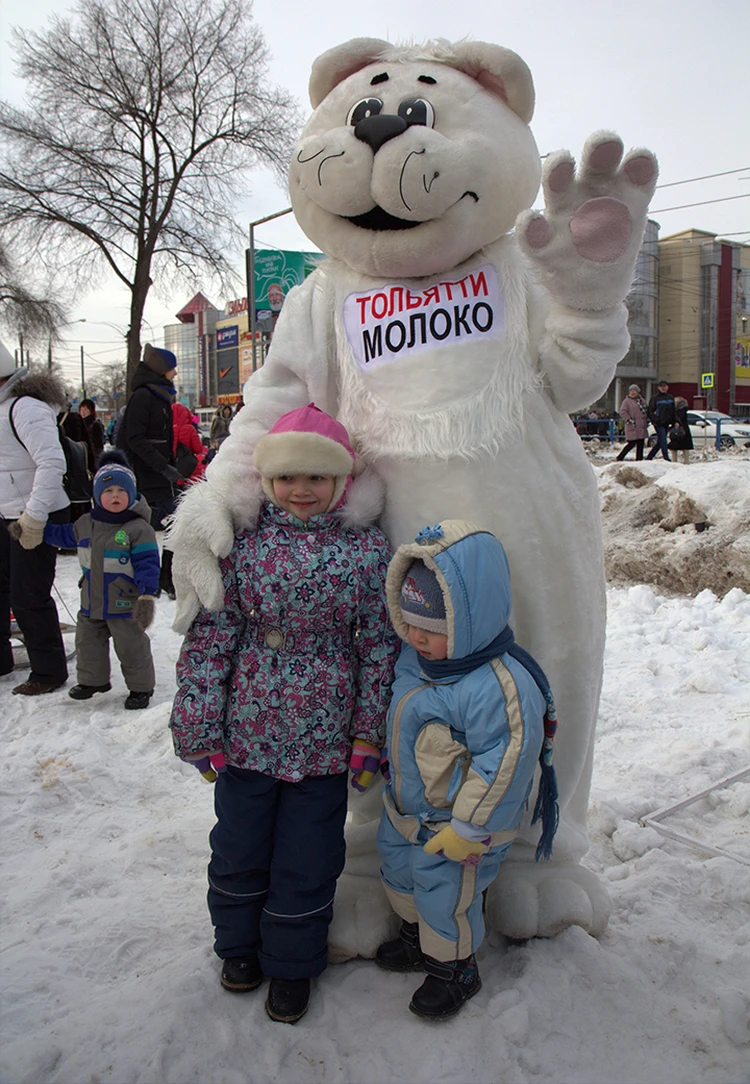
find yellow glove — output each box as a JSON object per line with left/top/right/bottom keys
{"left": 423, "top": 824, "right": 490, "bottom": 863}
{"left": 9, "top": 511, "right": 46, "bottom": 550}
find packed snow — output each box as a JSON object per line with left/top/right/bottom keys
{"left": 2, "top": 454, "right": 749, "bottom": 1084}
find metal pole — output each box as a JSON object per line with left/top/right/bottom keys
{"left": 249, "top": 222, "right": 256, "bottom": 374}
{"left": 247, "top": 207, "right": 293, "bottom": 374}
{"left": 80, "top": 345, "right": 86, "bottom": 399}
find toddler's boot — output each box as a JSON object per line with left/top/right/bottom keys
{"left": 409, "top": 953, "right": 481, "bottom": 1020}
{"left": 375, "top": 919, "right": 424, "bottom": 972}
{"left": 69, "top": 682, "right": 111, "bottom": 700}
{"left": 265, "top": 977, "right": 310, "bottom": 1024}
{"left": 220, "top": 955, "right": 263, "bottom": 992}
{"left": 124, "top": 690, "right": 152, "bottom": 710}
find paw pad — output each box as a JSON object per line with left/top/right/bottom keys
{"left": 570, "top": 197, "right": 632, "bottom": 264}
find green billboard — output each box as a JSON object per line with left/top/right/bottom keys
{"left": 253, "top": 249, "right": 324, "bottom": 315}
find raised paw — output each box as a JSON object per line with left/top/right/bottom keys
{"left": 517, "top": 130, "right": 658, "bottom": 311}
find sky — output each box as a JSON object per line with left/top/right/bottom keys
{"left": 2, "top": 453, "right": 749, "bottom": 1082}
{"left": 1, "top": 0, "right": 748, "bottom": 385}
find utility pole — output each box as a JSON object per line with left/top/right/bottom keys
{"left": 80, "top": 345, "right": 86, "bottom": 400}
{"left": 247, "top": 208, "right": 292, "bottom": 373}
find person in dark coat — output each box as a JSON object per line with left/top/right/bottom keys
{"left": 646, "top": 380, "right": 676, "bottom": 462}
{"left": 668, "top": 397, "right": 694, "bottom": 465}
{"left": 117, "top": 343, "right": 181, "bottom": 597}
{"left": 58, "top": 405, "right": 95, "bottom": 522}
{"left": 78, "top": 399, "right": 105, "bottom": 464}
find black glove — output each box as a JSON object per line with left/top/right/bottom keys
{"left": 134, "top": 595, "right": 156, "bottom": 630}
{"left": 163, "top": 465, "right": 182, "bottom": 485}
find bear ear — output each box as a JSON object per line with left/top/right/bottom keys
{"left": 448, "top": 41, "right": 535, "bottom": 124}
{"left": 309, "top": 37, "right": 391, "bottom": 108}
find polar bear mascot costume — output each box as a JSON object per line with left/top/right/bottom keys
{"left": 169, "top": 37, "right": 657, "bottom": 958}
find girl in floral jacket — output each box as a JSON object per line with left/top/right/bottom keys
{"left": 169, "top": 404, "right": 399, "bottom": 1024}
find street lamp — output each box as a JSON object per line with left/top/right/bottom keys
{"left": 48, "top": 318, "right": 87, "bottom": 371}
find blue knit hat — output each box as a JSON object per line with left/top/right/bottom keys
{"left": 93, "top": 451, "right": 137, "bottom": 509}
{"left": 400, "top": 560, "right": 447, "bottom": 634}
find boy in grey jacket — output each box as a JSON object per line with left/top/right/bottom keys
{"left": 44, "top": 451, "right": 160, "bottom": 709}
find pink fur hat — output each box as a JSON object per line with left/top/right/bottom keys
{"left": 253, "top": 403, "right": 357, "bottom": 510}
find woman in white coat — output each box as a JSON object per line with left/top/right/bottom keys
{"left": 0, "top": 340, "right": 70, "bottom": 694}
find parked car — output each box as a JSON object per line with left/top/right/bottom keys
{"left": 685, "top": 412, "right": 750, "bottom": 449}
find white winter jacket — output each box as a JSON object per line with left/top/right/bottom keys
{"left": 0, "top": 370, "right": 68, "bottom": 522}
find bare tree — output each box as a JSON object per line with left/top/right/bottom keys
{"left": 0, "top": 0, "right": 300, "bottom": 389}
{"left": 0, "top": 241, "right": 67, "bottom": 350}
{"left": 86, "top": 359, "right": 128, "bottom": 412}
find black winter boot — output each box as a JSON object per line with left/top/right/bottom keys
{"left": 69, "top": 682, "right": 111, "bottom": 700}
{"left": 375, "top": 920, "right": 424, "bottom": 972}
{"left": 409, "top": 954, "right": 481, "bottom": 1020}
{"left": 124, "top": 690, "right": 152, "bottom": 710}
{"left": 265, "top": 977, "right": 311, "bottom": 1024}
{"left": 220, "top": 955, "right": 263, "bottom": 992}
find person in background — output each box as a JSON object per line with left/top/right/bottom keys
{"left": 668, "top": 397, "right": 694, "bottom": 465}
{"left": 646, "top": 380, "right": 676, "bottom": 462}
{"left": 44, "top": 451, "right": 159, "bottom": 710}
{"left": 172, "top": 402, "right": 206, "bottom": 486}
{"left": 0, "top": 339, "right": 70, "bottom": 695}
{"left": 617, "top": 384, "right": 649, "bottom": 461}
{"left": 58, "top": 404, "right": 95, "bottom": 521}
{"left": 78, "top": 399, "right": 105, "bottom": 464}
{"left": 169, "top": 405, "right": 399, "bottom": 1025}
{"left": 209, "top": 404, "right": 233, "bottom": 446}
{"left": 117, "top": 343, "right": 182, "bottom": 599}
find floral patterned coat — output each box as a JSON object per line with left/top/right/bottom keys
{"left": 169, "top": 500, "right": 400, "bottom": 782}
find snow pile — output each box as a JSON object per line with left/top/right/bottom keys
{"left": 598, "top": 458, "right": 750, "bottom": 596}
{"left": 2, "top": 463, "right": 750, "bottom": 1083}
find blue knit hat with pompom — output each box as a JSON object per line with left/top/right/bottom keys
{"left": 93, "top": 450, "right": 137, "bottom": 508}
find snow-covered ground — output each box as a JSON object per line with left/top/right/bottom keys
{"left": 2, "top": 457, "right": 749, "bottom": 1084}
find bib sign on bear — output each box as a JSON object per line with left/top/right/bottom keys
{"left": 168, "top": 38, "right": 657, "bottom": 957}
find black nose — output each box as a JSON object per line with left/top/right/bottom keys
{"left": 354, "top": 114, "right": 408, "bottom": 153}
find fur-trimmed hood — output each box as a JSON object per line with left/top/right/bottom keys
{"left": 0, "top": 368, "right": 67, "bottom": 410}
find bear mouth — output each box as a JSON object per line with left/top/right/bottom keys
{"left": 345, "top": 206, "right": 422, "bottom": 231}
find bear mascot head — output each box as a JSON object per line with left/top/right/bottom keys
{"left": 290, "top": 38, "right": 541, "bottom": 279}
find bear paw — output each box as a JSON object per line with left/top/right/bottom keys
{"left": 484, "top": 861, "right": 611, "bottom": 940}
{"left": 328, "top": 872, "right": 399, "bottom": 963}
{"left": 516, "top": 131, "right": 658, "bottom": 311}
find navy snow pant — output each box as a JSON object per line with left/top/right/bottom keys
{"left": 207, "top": 766, "right": 348, "bottom": 980}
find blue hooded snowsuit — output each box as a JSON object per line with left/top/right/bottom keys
{"left": 378, "top": 521, "right": 546, "bottom": 962}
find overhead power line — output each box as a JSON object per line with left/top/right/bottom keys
{"left": 650, "top": 193, "right": 750, "bottom": 214}
{"left": 656, "top": 166, "right": 750, "bottom": 189}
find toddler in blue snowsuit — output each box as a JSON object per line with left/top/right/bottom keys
{"left": 375, "top": 520, "right": 558, "bottom": 1020}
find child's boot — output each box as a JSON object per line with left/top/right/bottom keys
{"left": 375, "top": 919, "right": 424, "bottom": 972}
{"left": 220, "top": 955, "right": 263, "bottom": 992}
{"left": 265, "top": 977, "right": 310, "bottom": 1024}
{"left": 409, "top": 953, "right": 481, "bottom": 1020}
{"left": 69, "top": 682, "right": 111, "bottom": 700}
{"left": 124, "top": 689, "right": 152, "bottom": 710}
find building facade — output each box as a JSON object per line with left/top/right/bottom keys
{"left": 164, "top": 293, "right": 221, "bottom": 409}
{"left": 658, "top": 230, "right": 750, "bottom": 414}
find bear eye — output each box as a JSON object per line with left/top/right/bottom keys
{"left": 397, "top": 98, "right": 435, "bottom": 128}
{"left": 347, "top": 98, "right": 384, "bottom": 126}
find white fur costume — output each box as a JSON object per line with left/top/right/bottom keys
{"left": 169, "top": 39, "right": 657, "bottom": 957}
